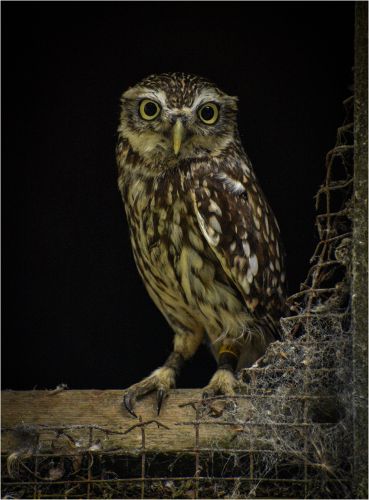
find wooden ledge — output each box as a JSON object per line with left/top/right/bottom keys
{"left": 1, "top": 389, "right": 252, "bottom": 455}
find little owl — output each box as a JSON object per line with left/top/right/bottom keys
{"left": 116, "top": 73, "right": 286, "bottom": 417}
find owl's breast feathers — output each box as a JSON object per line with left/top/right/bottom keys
{"left": 117, "top": 139, "right": 286, "bottom": 339}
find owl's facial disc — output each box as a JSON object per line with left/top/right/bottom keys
{"left": 119, "top": 77, "right": 239, "bottom": 165}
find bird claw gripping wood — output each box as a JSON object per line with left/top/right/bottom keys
{"left": 123, "top": 388, "right": 167, "bottom": 418}
{"left": 156, "top": 389, "right": 166, "bottom": 416}
{"left": 123, "top": 392, "right": 137, "bottom": 418}
{"left": 122, "top": 360, "right": 181, "bottom": 418}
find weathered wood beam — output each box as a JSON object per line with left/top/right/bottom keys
{"left": 1, "top": 389, "right": 252, "bottom": 456}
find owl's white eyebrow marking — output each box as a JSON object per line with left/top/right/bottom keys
{"left": 191, "top": 90, "right": 221, "bottom": 109}
{"left": 140, "top": 91, "right": 168, "bottom": 107}
{"left": 123, "top": 86, "right": 167, "bottom": 107}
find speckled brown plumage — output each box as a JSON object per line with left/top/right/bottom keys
{"left": 116, "top": 72, "right": 287, "bottom": 416}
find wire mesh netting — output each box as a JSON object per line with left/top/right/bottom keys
{"left": 1, "top": 96, "right": 355, "bottom": 499}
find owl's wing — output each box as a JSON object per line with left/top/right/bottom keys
{"left": 191, "top": 163, "right": 286, "bottom": 332}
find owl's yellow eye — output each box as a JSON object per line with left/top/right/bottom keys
{"left": 139, "top": 99, "right": 161, "bottom": 120}
{"left": 198, "top": 102, "right": 219, "bottom": 125}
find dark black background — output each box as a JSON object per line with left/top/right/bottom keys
{"left": 2, "top": 2, "right": 354, "bottom": 390}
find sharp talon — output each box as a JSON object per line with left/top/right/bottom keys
{"left": 157, "top": 389, "right": 165, "bottom": 415}
{"left": 123, "top": 393, "right": 137, "bottom": 418}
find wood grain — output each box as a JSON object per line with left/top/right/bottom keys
{"left": 2, "top": 389, "right": 253, "bottom": 456}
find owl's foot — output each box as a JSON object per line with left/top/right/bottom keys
{"left": 123, "top": 366, "right": 176, "bottom": 418}
{"left": 202, "top": 368, "right": 239, "bottom": 399}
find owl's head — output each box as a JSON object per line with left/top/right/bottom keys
{"left": 118, "top": 73, "right": 239, "bottom": 166}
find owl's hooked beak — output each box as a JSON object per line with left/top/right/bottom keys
{"left": 172, "top": 119, "right": 185, "bottom": 156}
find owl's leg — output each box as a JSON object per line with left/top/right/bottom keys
{"left": 202, "top": 343, "right": 240, "bottom": 399}
{"left": 123, "top": 329, "right": 204, "bottom": 417}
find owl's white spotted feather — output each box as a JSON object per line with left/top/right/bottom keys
{"left": 116, "top": 72, "right": 287, "bottom": 416}
{"left": 191, "top": 156, "right": 285, "bottom": 324}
